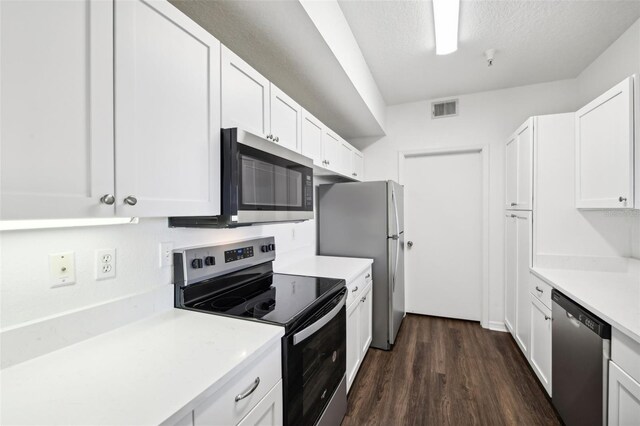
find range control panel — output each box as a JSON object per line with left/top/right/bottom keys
{"left": 224, "top": 246, "right": 255, "bottom": 263}
{"left": 173, "top": 236, "right": 276, "bottom": 287}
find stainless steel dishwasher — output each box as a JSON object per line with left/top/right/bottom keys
{"left": 552, "top": 289, "right": 611, "bottom": 426}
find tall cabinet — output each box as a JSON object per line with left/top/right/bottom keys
{"left": 504, "top": 114, "right": 574, "bottom": 397}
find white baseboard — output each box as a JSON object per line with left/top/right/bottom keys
{"left": 1, "top": 285, "right": 173, "bottom": 368}
{"left": 486, "top": 321, "right": 508, "bottom": 332}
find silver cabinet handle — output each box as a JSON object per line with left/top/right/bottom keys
{"left": 235, "top": 377, "right": 260, "bottom": 402}
{"left": 544, "top": 315, "right": 551, "bottom": 321}
{"left": 123, "top": 196, "right": 138, "bottom": 206}
{"left": 510, "top": 214, "right": 517, "bottom": 218}
{"left": 361, "top": 296, "right": 366, "bottom": 302}
{"left": 266, "top": 134, "right": 273, "bottom": 140}
{"left": 274, "top": 136, "right": 279, "bottom": 142}
{"left": 510, "top": 202, "right": 517, "bottom": 206}
{"left": 352, "top": 286, "right": 359, "bottom": 292}
{"left": 100, "top": 194, "right": 115, "bottom": 205}
{"left": 619, "top": 196, "right": 627, "bottom": 202}
{"left": 352, "top": 173, "right": 356, "bottom": 177}
{"left": 535, "top": 286, "right": 544, "bottom": 294}
{"left": 365, "top": 273, "right": 371, "bottom": 279}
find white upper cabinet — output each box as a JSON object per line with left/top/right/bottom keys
{"left": 221, "top": 46, "right": 270, "bottom": 138}
{"left": 353, "top": 151, "right": 364, "bottom": 181}
{"left": 270, "top": 84, "right": 301, "bottom": 153}
{"left": 301, "top": 110, "right": 324, "bottom": 167}
{"left": 115, "top": 0, "right": 221, "bottom": 217}
{"left": 576, "top": 76, "right": 635, "bottom": 209}
{"left": 322, "top": 130, "right": 342, "bottom": 171}
{"left": 505, "top": 119, "right": 533, "bottom": 210}
{"left": 0, "top": 0, "right": 115, "bottom": 220}
{"left": 338, "top": 139, "right": 354, "bottom": 176}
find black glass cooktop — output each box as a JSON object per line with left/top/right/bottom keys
{"left": 187, "top": 272, "right": 344, "bottom": 327}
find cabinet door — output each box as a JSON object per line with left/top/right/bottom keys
{"left": 236, "top": 381, "right": 283, "bottom": 426}
{"left": 505, "top": 135, "right": 518, "bottom": 210}
{"left": 270, "top": 84, "right": 301, "bottom": 153}
{"left": 576, "top": 77, "right": 634, "bottom": 209}
{"left": 504, "top": 214, "right": 517, "bottom": 336}
{"left": 346, "top": 300, "right": 361, "bottom": 392}
{"left": 359, "top": 285, "right": 373, "bottom": 358}
{"left": 115, "top": 0, "right": 220, "bottom": 217}
{"left": 221, "top": 46, "right": 270, "bottom": 138}
{"left": 515, "top": 211, "right": 532, "bottom": 356}
{"left": 529, "top": 295, "right": 552, "bottom": 395}
{"left": 609, "top": 361, "right": 640, "bottom": 426}
{"left": 322, "top": 130, "right": 341, "bottom": 171}
{"left": 353, "top": 151, "right": 364, "bottom": 181}
{"left": 301, "top": 110, "right": 324, "bottom": 167}
{"left": 338, "top": 140, "right": 354, "bottom": 177}
{"left": 515, "top": 120, "right": 533, "bottom": 210}
{"left": 0, "top": 0, "right": 115, "bottom": 220}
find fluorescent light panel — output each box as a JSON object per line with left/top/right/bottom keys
{"left": 0, "top": 217, "right": 139, "bottom": 231}
{"left": 433, "top": 0, "right": 460, "bottom": 55}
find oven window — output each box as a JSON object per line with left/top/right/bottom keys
{"left": 241, "top": 155, "right": 302, "bottom": 208}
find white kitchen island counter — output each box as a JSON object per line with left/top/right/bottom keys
{"left": 531, "top": 262, "right": 640, "bottom": 344}
{"left": 275, "top": 255, "right": 373, "bottom": 282}
{"left": 0, "top": 309, "right": 284, "bottom": 425}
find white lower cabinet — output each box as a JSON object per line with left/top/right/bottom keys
{"left": 529, "top": 294, "right": 552, "bottom": 395}
{"left": 346, "top": 267, "right": 373, "bottom": 392}
{"left": 608, "top": 361, "right": 640, "bottom": 426}
{"left": 194, "top": 342, "right": 282, "bottom": 426}
{"left": 346, "top": 296, "right": 361, "bottom": 391}
{"left": 237, "top": 381, "right": 283, "bottom": 426}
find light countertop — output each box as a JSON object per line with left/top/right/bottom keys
{"left": 531, "top": 262, "right": 640, "bottom": 343}
{"left": 275, "top": 255, "right": 373, "bottom": 282}
{"left": 0, "top": 309, "right": 284, "bottom": 425}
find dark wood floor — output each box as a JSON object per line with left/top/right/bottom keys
{"left": 342, "top": 314, "right": 561, "bottom": 426}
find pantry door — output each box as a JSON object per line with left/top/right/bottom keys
{"left": 401, "top": 147, "right": 487, "bottom": 322}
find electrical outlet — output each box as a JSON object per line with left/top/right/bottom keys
{"left": 95, "top": 249, "right": 116, "bottom": 280}
{"left": 49, "top": 252, "right": 76, "bottom": 287}
{"left": 159, "top": 242, "right": 173, "bottom": 268}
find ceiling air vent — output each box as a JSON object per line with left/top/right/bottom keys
{"left": 431, "top": 99, "right": 458, "bottom": 119}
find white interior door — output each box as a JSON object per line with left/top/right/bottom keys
{"left": 404, "top": 150, "right": 483, "bottom": 321}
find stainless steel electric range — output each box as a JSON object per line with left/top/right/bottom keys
{"left": 173, "top": 236, "right": 347, "bottom": 426}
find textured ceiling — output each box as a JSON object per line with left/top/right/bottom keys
{"left": 339, "top": 0, "right": 640, "bottom": 105}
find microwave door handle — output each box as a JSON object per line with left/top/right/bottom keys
{"left": 293, "top": 293, "right": 346, "bottom": 346}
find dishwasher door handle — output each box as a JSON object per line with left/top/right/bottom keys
{"left": 566, "top": 311, "right": 581, "bottom": 328}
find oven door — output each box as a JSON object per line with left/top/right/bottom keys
{"left": 283, "top": 289, "right": 347, "bottom": 426}
{"left": 223, "top": 128, "right": 314, "bottom": 225}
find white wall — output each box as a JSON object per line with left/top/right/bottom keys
{"left": 0, "top": 219, "right": 315, "bottom": 329}
{"left": 356, "top": 78, "right": 579, "bottom": 328}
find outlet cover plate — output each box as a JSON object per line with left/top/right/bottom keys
{"left": 49, "top": 252, "right": 76, "bottom": 287}
{"left": 95, "top": 248, "right": 116, "bottom": 280}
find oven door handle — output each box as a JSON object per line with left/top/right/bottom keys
{"left": 293, "top": 292, "right": 346, "bottom": 346}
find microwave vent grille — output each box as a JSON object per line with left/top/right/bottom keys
{"left": 432, "top": 99, "right": 458, "bottom": 119}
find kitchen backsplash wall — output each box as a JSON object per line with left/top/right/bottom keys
{"left": 0, "top": 218, "right": 316, "bottom": 330}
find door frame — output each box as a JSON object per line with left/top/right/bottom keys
{"left": 398, "top": 145, "right": 491, "bottom": 329}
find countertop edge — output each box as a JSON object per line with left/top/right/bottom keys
{"left": 530, "top": 267, "right": 640, "bottom": 344}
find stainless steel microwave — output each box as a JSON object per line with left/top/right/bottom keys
{"left": 169, "top": 128, "right": 314, "bottom": 228}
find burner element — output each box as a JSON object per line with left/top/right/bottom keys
{"left": 209, "top": 296, "right": 246, "bottom": 311}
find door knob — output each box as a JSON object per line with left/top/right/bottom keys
{"left": 407, "top": 241, "right": 413, "bottom": 248}
{"left": 619, "top": 196, "right": 627, "bottom": 203}
{"left": 123, "top": 196, "right": 138, "bottom": 206}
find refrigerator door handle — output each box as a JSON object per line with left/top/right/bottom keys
{"left": 391, "top": 186, "right": 400, "bottom": 292}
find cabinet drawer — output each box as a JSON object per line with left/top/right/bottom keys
{"left": 612, "top": 328, "right": 640, "bottom": 384}
{"left": 346, "top": 269, "right": 368, "bottom": 307}
{"left": 194, "top": 342, "right": 281, "bottom": 426}
{"left": 529, "top": 272, "right": 552, "bottom": 309}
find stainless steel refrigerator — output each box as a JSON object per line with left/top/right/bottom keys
{"left": 318, "top": 180, "right": 405, "bottom": 350}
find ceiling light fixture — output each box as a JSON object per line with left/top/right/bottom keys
{"left": 433, "top": 0, "right": 460, "bottom": 55}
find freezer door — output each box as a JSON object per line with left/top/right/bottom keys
{"left": 388, "top": 181, "right": 404, "bottom": 237}
{"left": 388, "top": 232, "right": 406, "bottom": 345}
